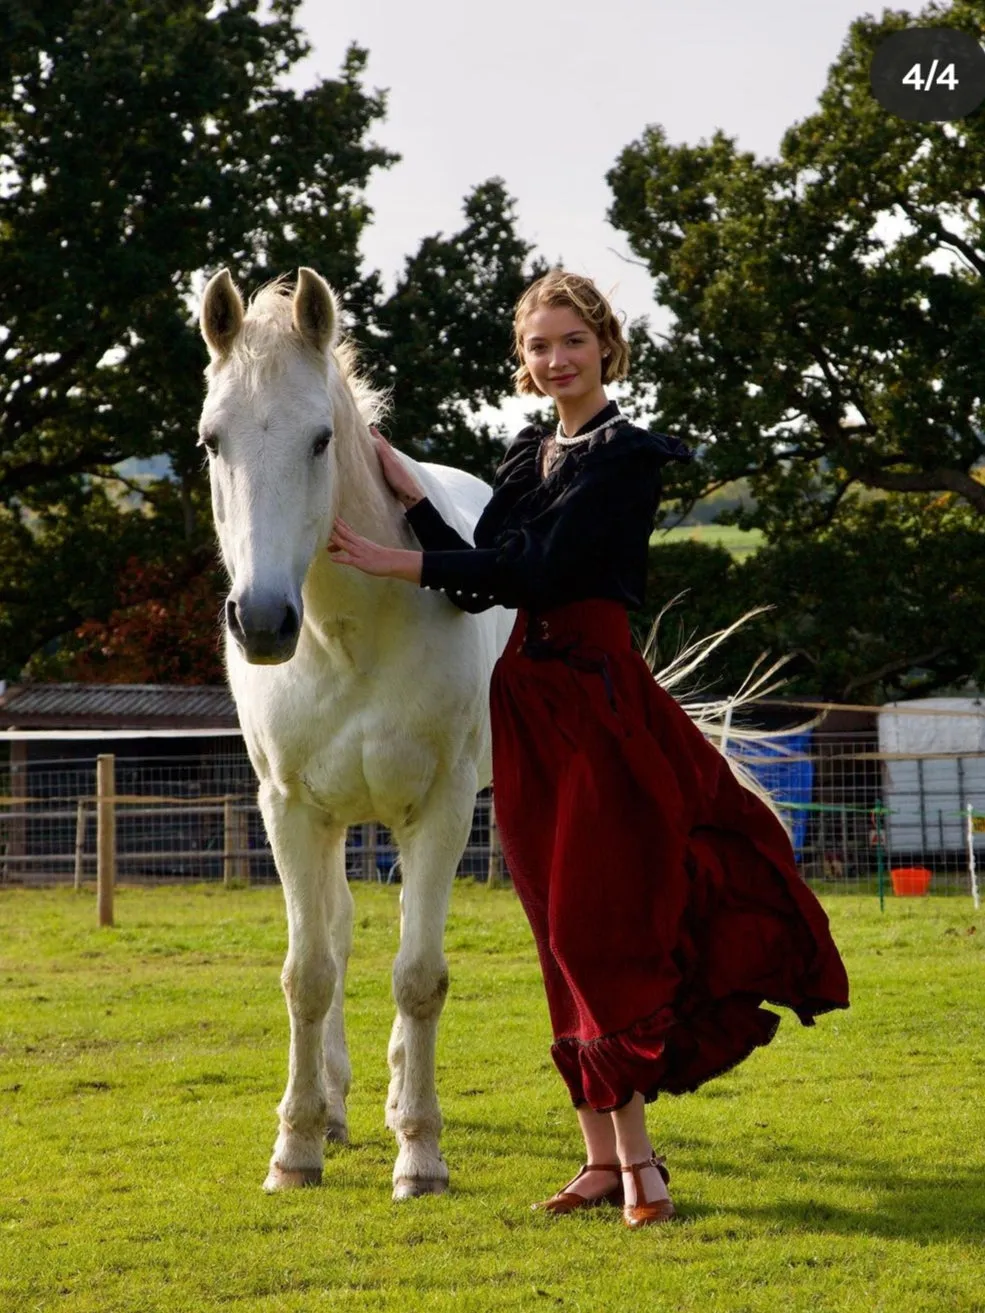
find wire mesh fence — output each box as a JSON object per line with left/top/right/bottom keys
{"left": 734, "top": 724, "right": 982, "bottom": 900}
{"left": 0, "top": 741, "right": 498, "bottom": 888}
{"left": 0, "top": 724, "right": 982, "bottom": 902}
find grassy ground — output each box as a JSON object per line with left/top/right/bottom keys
{"left": 1, "top": 885, "right": 983, "bottom": 1313}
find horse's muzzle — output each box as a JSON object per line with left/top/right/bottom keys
{"left": 227, "top": 593, "right": 302, "bottom": 664}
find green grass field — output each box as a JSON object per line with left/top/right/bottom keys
{"left": 1, "top": 885, "right": 983, "bottom": 1313}
{"left": 651, "top": 524, "right": 765, "bottom": 557}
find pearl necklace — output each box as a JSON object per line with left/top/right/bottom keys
{"left": 554, "top": 412, "right": 630, "bottom": 446}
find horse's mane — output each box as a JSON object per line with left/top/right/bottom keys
{"left": 231, "top": 277, "right": 387, "bottom": 428}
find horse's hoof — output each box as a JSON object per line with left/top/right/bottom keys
{"left": 325, "top": 1121, "right": 349, "bottom": 1145}
{"left": 392, "top": 1175, "right": 449, "bottom": 1201}
{"left": 263, "top": 1162, "right": 323, "bottom": 1191}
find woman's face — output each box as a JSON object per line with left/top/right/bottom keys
{"left": 520, "top": 304, "right": 605, "bottom": 403}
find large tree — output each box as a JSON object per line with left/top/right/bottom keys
{"left": 0, "top": 1, "right": 395, "bottom": 678}
{"left": 608, "top": 0, "right": 985, "bottom": 539}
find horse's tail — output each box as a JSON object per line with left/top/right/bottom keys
{"left": 640, "top": 600, "right": 817, "bottom": 831}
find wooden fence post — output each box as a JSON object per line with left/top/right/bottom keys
{"left": 223, "top": 796, "right": 235, "bottom": 887}
{"left": 223, "top": 796, "right": 250, "bottom": 886}
{"left": 362, "top": 821, "right": 378, "bottom": 883}
{"left": 5, "top": 740, "right": 28, "bottom": 883}
{"left": 73, "top": 800, "right": 87, "bottom": 891}
{"left": 487, "top": 792, "right": 507, "bottom": 888}
{"left": 96, "top": 754, "right": 115, "bottom": 927}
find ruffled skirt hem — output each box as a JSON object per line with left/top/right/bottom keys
{"left": 550, "top": 991, "right": 847, "bottom": 1111}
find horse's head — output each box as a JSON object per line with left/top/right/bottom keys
{"left": 198, "top": 268, "right": 373, "bottom": 664}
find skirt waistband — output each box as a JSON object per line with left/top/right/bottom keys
{"left": 513, "top": 599, "right": 631, "bottom": 656}
{"left": 507, "top": 600, "right": 629, "bottom": 716}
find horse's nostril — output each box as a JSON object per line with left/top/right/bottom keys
{"left": 278, "top": 604, "right": 300, "bottom": 643}
{"left": 226, "top": 598, "right": 243, "bottom": 637}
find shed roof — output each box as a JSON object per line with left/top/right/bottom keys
{"left": 0, "top": 683, "right": 238, "bottom": 730}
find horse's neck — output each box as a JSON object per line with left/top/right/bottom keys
{"left": 332, "top": 402, "right": 402, "bottom": 542}
{"left": 304, "top": 555, "right": 399, "bottom": 642}
{"left": 301, "top": 415, "right": 413, "bottom": 647}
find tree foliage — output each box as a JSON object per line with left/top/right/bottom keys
{"left": 26, "top": 556, "right": 227, "bottom": 684}
{"left": 635, "top": 491, "right": 985, "bottom": 703}
{"left": 1, "top": 1, "right": 393, "bottom": 501}
{"left": 0, "top": 1, "right": 396, "bottom": 678}
{"left": 0, "top": 2, "right": 539, "bottom": 680}
{"left": 609, "top": 0, "right": 985, "bottom": 538}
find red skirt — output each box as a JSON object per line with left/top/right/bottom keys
{"left": 489, "top": 598, "right": 849, "bottom": 1112}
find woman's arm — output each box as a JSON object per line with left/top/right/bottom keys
{"left": 327, "top": 522, "right": 422, "bottom": 583}
{"left": 327, "top": 517, "right": 498, "bottom": 612}
{"left": 404, "top": 497, "right": 475, "bottom": 553}
{"left": 395, "top": 428, "right": 544, "bottom": 608}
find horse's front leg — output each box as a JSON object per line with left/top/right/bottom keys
{"left": 259, "top": 786, "right": 352, "bottom": 1190}
{"left": 387, "top": 768, "right": 476, "bottom": 1200}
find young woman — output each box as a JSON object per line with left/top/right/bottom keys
{"left": 327, "top": 269, "right": 850, "bottom": 1228}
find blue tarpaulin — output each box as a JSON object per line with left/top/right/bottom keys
{"left": 729, "top": 731, "right": 814, "bottom": 860}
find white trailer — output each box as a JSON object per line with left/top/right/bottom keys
{"left": 878, "top": 697, "right": 985, "bottom": 856}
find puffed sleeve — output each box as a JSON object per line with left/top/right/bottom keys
{"left": 419, "top": 433, "right": 672, "bottom": 613}
{"left": 404, "top": 497, "right": 474, "bottom": 552}
{"left": 404, "top": 426, "right": 543, "bottom": 613}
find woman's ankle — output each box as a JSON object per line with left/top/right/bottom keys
{"left": 577, "top": 1104, "right": 618, "bottom": 1167}
{"left": 615, "top": 1135, "right": 654, "bottom": 1167}
{"left": 610, "top": 1091, "right": 653, "bottom": 1166}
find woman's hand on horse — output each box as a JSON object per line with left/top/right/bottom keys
{"left": 328, "top": 517, "right": 423, "bottom": 584}
{"left": 370, "top": 427, "right": 426, "bottom": 510}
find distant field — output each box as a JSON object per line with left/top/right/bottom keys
{"left": 652, "top": 523, "right": 765, "bottom": 557}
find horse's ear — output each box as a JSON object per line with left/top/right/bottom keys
{"left": 201, "top": 269, "right": 245, "bottom": 358}
{"left": 292, "top": 267, "right": 338, "bottom": 355}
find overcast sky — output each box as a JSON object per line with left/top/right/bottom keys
{"left": 286, "top": 0, "right": 927, "bottom": 430}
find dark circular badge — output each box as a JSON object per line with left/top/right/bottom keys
{"left": 870, "top": 27, "right": 985, "bottom": 122}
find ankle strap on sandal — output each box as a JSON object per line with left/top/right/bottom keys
{"left": 572, "top": 1161, "right": 620, "bottom": 1178}
{"left": 620, "top": 1153, "right": 670, "bottom": 1189}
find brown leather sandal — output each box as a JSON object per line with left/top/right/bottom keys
{"left": 620, "top": 1154, "right": 676, "bottom": 1228}
{"left": 531, "top": 1161, "right": 624, "bottom": 1213}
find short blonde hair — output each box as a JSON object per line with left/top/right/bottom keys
{"left": 511, "top": 269, "right": 631, "bottom": 395}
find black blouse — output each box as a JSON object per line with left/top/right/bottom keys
{"left": 405, "top": 401, "right": 692, "bottom": 614}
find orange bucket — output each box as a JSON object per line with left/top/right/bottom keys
{"left": 890, "top": 867, "right": 932, "bottom": 896}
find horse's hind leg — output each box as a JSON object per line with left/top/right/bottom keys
{"left": 387, "top": 768, "right": 476, "bottom": 1200}
{"left": 260, "top": 789, "right": 350, "bottom": 1191}
{"left": 323, "top": 832, "right": 353, "bottom": 1144}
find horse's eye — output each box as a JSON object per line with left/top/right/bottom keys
{"left": 312, "top": 429, "right": 333, "bottom": 457}
{"left": 199, "top": 431, "right": 219, "bottom": 456}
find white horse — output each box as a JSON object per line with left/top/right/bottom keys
{"left": 198, "top": 267, "right": 514, "bottom": 1199}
